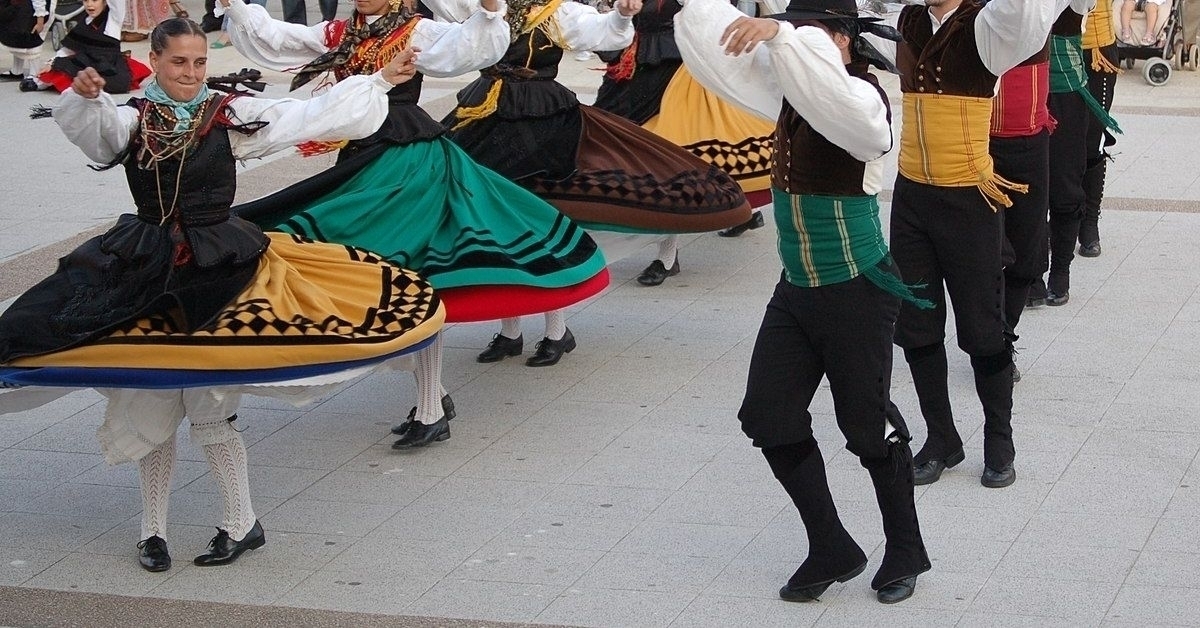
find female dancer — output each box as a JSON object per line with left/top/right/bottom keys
{"left": 593, "top": 0, "right": 775, "bottom": 286}
{"left": 439, "top": 0, "right": 752, "bottom": 366}
{"left": 222, "top": 0, "right": 611, "bottom": 442}
{"left": 0, "top": 18, "right": 441, "bottom": 572}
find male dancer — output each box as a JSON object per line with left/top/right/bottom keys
{"left": 678, "top": 0, "right": 931, "bottom": 604}
{"left": 891, "top": 0, "right": 1093, "bottom": 488}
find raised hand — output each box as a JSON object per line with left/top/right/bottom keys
{"left": 720, "top": 16, "right": 781, "bottom": 56}
{"left": 72, "top": 67, "right": 107, "bottom": 99}
{"left": 381, "top": 47, "right": 420, "bottom": 85}
{"left": 616, "top": 0, "right": 643, "bottom": 16}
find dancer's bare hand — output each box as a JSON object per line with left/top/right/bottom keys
{"left": 72, "top": 67, "right": 106, "bottom": 98}
{"left": 481, "top": 0, "right": 501, "bottom": 12}
{"left": 33, "top": 15, "right": 45, "bottom": 33}
{"left": 615, "top": 0, "right": 642, "bottom": 17}
{"left": 721, "top": 16, "right": 780, "bottom": 55}
{"left": 381, "top": 47, "right": 420, "bottom": 85}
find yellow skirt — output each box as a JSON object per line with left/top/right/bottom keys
{"left": 643, "top": 66, "right": 774, "bottom": 204}
{"left": 11, "top": 233, "right": 445, "bottom": 371}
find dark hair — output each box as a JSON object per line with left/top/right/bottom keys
{"left": 149, "top": 17, "right": 206, "bottom": 54}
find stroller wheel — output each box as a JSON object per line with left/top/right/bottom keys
{"left": 1172, "top": 41, "right": 1183, "bottom": 69}
{"left": 1143, "top": 57, "right": 1172, "bottom": 85}
{"left": 1189, "top": 44, "right": 1200, "bottom": 71}
{"left": 1124, "top": 56, "right": 1136, "bottom": 70}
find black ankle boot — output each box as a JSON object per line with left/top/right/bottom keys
{"left": 971, "top": 351, "right": 1016, "bottom": 483}
{"left": 762, "top": 439, "right": 867, "bottom": 602}
{"left": 138, "top": 535, "right": 171, "bottom": 572}
{"left": 904, "top": 344, "right": 962, "bottom": 473}
{"left": 193, "top": 520, "right": 265, "bottom": 566}
{"left": 863, "top": 441, "right": 931, "bottom": 603}
{"left": 477, "top": 333, "right": 522, "bottom": 363}
{"left": 391, "top": 394, "right": 456, "bottom": 435}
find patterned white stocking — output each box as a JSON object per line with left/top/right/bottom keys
{"left": 656, "top": 235, "right": 679, "bottom": 267}
{"left": 413, "top": 334, "right": 444, "bottom": 425}
{"left": 500, "top": 317, "right": 522, "bottom": 340}
{"left": 138, "top": 435, "right": 176, "bottom": 541}
{"left": 201, "top": 435, "right": 257, "bottom": 541}
{"left": 544, "top": 310, "right": 567, "bottom": 341}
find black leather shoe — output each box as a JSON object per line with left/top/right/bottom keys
{"left": 913, "top": 448, "right": 965, "bottom": 485}
{"left": 1025, "top": 293, "right": 1046, "bottom": 309}
{"left": 717, "top": 210, "right": 764, "bottom": 237}
{"left": 18, "top": 78, "right": 42, "bottom": 92}
{"left": 477, "top": 333, "right": 522, "bottom": 363}
{"left": 981, "top": 463, "right": 1016, "bottom": 488}
{"left": 526, "top": 329, "right": 576, "bottom": 367}
{"left": 1078, "top": 242, "right": 1102, "bottom": 258}
{"left": 0, "top": 71, "right": 22, "bottom": 81}
{"left": 391, "top": 416, "right": 450, "bottom": 448}
{"left": 636, "top": 259, "right": 680, "bottom": 286}
{"left": 391, "top": 394, "right": 456, "bottom": 435}
{"left": 193, "top": 520, "right": 265, "bottom": 566}
{"left": 876, "top": 575, "right": 917, "bottom": 604}
{"left": 137, "top": 535, "right": 171, "bottom": 572}
{"left": 1045, "top": 290, "right": 1069, "bottom": 306}
{"left": 779, "top": 561, "right": 867, "bottom": 603}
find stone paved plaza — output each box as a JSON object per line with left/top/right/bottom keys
{"left": 1, "top": 8, "right": 1200, "bottom": 626}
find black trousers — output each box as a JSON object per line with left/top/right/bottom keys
{"left": 990, "top": 131, "right": 1050, "bottom": 335}
{"left": 890, "top": 176, "right": 1008, "bottom": 357}
{"left": 1046, "top": 91, "right": 1090, "bottom": 295}
{"left": 738, "top": 267, "right": 909, "bottom": 462}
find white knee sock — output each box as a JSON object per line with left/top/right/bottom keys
{"left": 413, "top": 334, "right": 444, "bottom": 425}
{"left": 500, "top": 317, "right": 522, "bottom": 339}
{"left": 201, "top": 435, "right": 257, "bottom": 541}
{"left": 544, "top": 310, "right": 567, "bottom": 341}
{"left": 657, "top": 236, "right": 678, "bottom": 267}
{"left": 138, "top": 435, "right": 176, "bottom": 541}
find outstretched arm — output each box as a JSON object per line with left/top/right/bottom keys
{"left": 220, "top": 0, "right": 331, "bottom": 71}
{"left": 408, "top": 3, "right": 511, "bottom": 77}
{"left": 229, "top": 48, "right": 421, "bottom": 159}
{"left": 675, "top": 0, "right": 781, "bottom": 120}
{"left": 556, "top": 0, "right": 639, "bottom": 52}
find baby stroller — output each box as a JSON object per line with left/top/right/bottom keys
{"left": 45, "top": 0, "right": 84, "bottom": 51}
{"left": 1114, "top": 0, "right": 1196, "bottom": 85}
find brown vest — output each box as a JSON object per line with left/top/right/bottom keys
{"left": 897, "top": 1, "right": 997, "bottom": 97}
{"left": 771, "top": 62, "right": 890, "bottom": 196}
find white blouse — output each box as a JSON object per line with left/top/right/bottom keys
{"left": 218, "top": 0, "right": 511, "bottom": 78}
{"left": 421, "top": 0, "right": 634, "bottom": 53}
{"left": 53, "top": 72, "right": 395, "bottom": 164}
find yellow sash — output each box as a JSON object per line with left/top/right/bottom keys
{"left": 1083, "top": 1, "right": 1122, "bottom": 73}
{"left": 899, "top": 93, "right": 1028, "bottom": 211}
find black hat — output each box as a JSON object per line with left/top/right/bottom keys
{"left": 765, "top": 0, "right": 882, "bottom": 22}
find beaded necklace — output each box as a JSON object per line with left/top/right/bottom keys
{"left": 136, "top": 98, "right": 213, "bottom": 225}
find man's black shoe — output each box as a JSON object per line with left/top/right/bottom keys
{"left": 137, "top": 535, "right": 171, "bottom": 572}
{"left": 526, "top": 329, "right": 576, "bottom": 367}
{"left": 717, "top": 210, "right": 764, "bottom": 237}
{"left": 779, "top": 561, "right": 867, "bottom": 602}
{"left": 391, "top": 416, "right": 450, "bottom": 448}
{"left": 913, "top": 448, "right": 965, "bottom": 485}
{"left": 876, "top": 576, "right": 917, "bottom": 604}
{"left": 1025, "top": 293, "right": 1046, "bottom": 309}
{"left": 391, "top": 395, "right": 456, "bottom": 435}
{"left": 981, "top": 463, "right": 1016, "bottom": 488}
{"left": 1045, "top": 290, "right": 1069, "bottom": 306}
{"left": 1078, "top": 242, "right": 1102, "bottom": 258}
{"left": 193, "top": 521, "right": 265, "bottom": 566}
{"left": 636, "top": 259, "right": 680, "bottom": 286}
{"left": 477, "top": 333, "right": 522, "bottom": 363}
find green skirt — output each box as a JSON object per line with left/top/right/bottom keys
{"left": 235, "top": 137, "right": 609, "bottom": 322}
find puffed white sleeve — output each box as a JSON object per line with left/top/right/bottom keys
{"left": 556, "top": 1, "right": 634, "bottom": 52}
{"left": 226, "top": 72, "right": 393, "bottom": 160}
{"left": 408, "top": 6, "right": 511, "bottom": 77}
{"left": 974, "top": 0, "right": 1084, "bottom": 75}
{"left": 420, "top": 0, "right": 483, "bottom": 22}
{"left": 674, "top": 0, "right": 781, "bottom": 121}
{"left": 766, "top": 24, "right": 892, "bottom": 161}
{"left": 222, "top": 0, "right": 332, "bottom": 71}
{"left": 53, "top": 90, "right": 139, "bottom": 164}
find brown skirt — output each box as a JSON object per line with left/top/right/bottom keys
{"left": 524, "top": 106, "right": 752, "bottom": 233}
